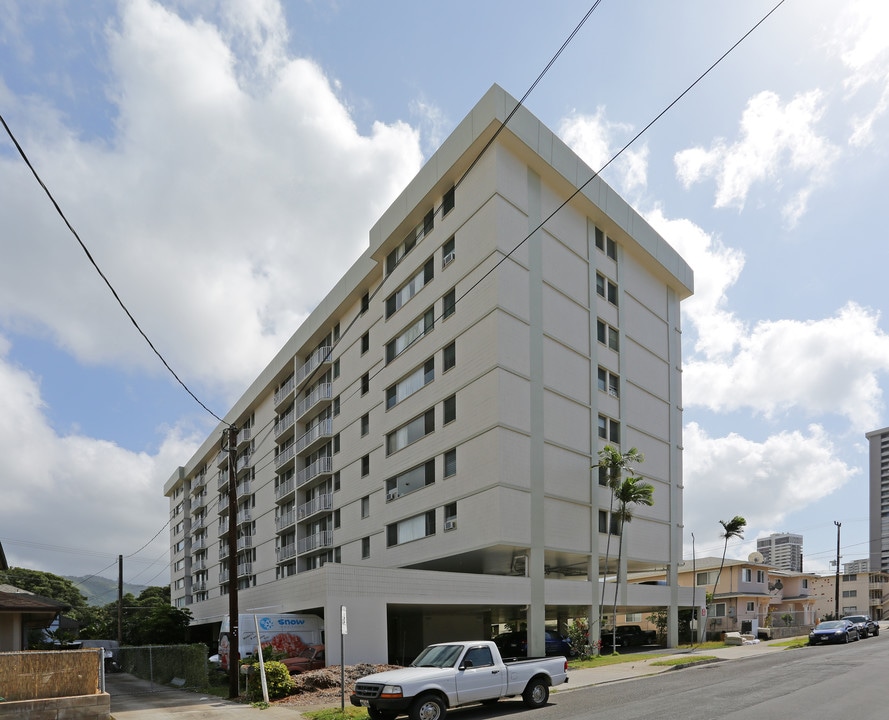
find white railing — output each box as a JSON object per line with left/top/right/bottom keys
{"left": 297, "top": 456, "right": 333, "bottom": 487}
{"left": 276, "top": 511, "right": 295, "bottom": 532}
{"left": 275, "top": 475, "right": 295, "bottom": 500}
{"left": 237, "top": 535, "right": 253, "bottom": 551}
{"left": 295, "top": 418, "right": 333, "bottom": 455}
{"left": 277, "top": 544, "right": 297, "bottom": 562}
{"left": 296, "top": 346, "right": 332, "bottom": 388}
{"left": 297, "top": 494, "right": 333, "bottom": 520}
{"left": 296, "top": 383, "right": 333, "bottom": 419}
{"left": 274, "top": 409, "right": 295, "bottom": 439}
{"left": 275, "top": 445, "right": 296, "bottom": 471}
{"left": 274, "top": 375, "right": 296, "bottom": 407}
{"left": 298, "top": 531, "right": 333, "bottom": 555}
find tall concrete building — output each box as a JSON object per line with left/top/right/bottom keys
{"left": 757, "top": 533, "right": 804, "bottom": 572}
{"left": 164, "top": 85, "right": 695, "bottom": 664}
{"left": 868, "top": 426, "right": 889, "bottom": 574}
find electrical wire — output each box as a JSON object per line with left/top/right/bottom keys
{"left": 0, "top": 112, "right": 225, "bottom": 425}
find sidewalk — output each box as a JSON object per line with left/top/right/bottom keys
{"left": 106, "top": 639, "right": 792, "bottom": 719}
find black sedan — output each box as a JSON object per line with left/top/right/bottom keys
{"left": 808, "top": 619, "right": 860, "bottom": 645}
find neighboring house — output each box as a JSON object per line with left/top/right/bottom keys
{"left": 629, "top": 557, "right": 818, "bottom": 636}
{"left": 810, "top": 570, "right": 889, "bottom": 620}
{"left": 164, "top": 84, "right": 696, "bottom": 664}
{"left": 0, "top": 584, "right": 70, "bottom": 651}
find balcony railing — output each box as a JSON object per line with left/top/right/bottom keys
{"left": 298, "top": 531, "right": 333, "bottom": 555}
{"left": 237, "top": 509, "right": 252, "bottom": 525}
{"left": 297, "top": 456, "right": 333, "bottom": 488}
{"left": 236, "top": 453, "right": 251, "bottom": 477}
{"left": 236, "top": 426, "right": 252, "bottom": 447}
{"left": 274, "top": 375, "right": 296, "bottom": 409}
{"left": 276, "top": 510, "right": 296, "bottom": 533}
{"left": 275, "top": 476, "right": 296, "bottom": 502}
{"left": 218, "top": 471, "right": 229, "bottom": 489}
{"left": 191, "top": 537, "right": 206, "bottom": 551}
{"left": 295, "top": 419, "right": 333, "bottom": 456}
{"left": 218, "top": 570, "right": 229, "bottom": 585}
{"left": 191, "top": 581, "right": 207, "bottom": 593}
{"left": 274, "top": 409, "right": 295, "bottom": 441}
{"left": 192, "top": 559, "right": 207, "bottom": 572}
{"left": 277, "top": 544, "right": 297, "bottom": 562}
{"left": 296, "top": 346, "right": 332, "bottom": 390}
{"left": 296, "top": 383, "right": 333, "bottom": 422}
{"left": 236, "top": 480, "right": 252, "bottom": 498}
{"left": 237, "top": 562, "right": 253, "bottom": 578}
{"left": 237, "top": 535, "right": 253, "bottom": 551}
{"left": 298, "top": 494, "right": 333, "bottom": 521}
{"left": 274, "top": 445, "right": 296, "bottom": 473}
{"left": 216, "top": 450, "right": 228, "bottom": 468}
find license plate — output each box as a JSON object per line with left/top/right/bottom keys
{"left": 360, "top": 701, "right": 370, "bottom": 707}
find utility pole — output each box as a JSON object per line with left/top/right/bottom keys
{"left": 226, "top": 426, "right": 240, "bottom": 700}
{"left": 117, "top": 555, "right": 123, "bottom": 645}
{"left": 834, "top": 521, "right": 841, "bottom": 620}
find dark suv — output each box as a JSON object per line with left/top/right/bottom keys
{"left": 493, "top": 630, "right": 574, "bottom": 657}
{"left": 841, "top": 614, "right": 880, "bottom": 638}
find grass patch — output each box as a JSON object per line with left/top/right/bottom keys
{"left": 303, "top": 708, "right": 368, "bottom": 720}
{"left": 650, "top": 655, "right": 718, "bottom": 667}
{"left": 770, "top": 637, "right": 808, "bottom": 649}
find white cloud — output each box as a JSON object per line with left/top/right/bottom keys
{"left": 682, "top": 422, "right": 857, "bottom": 559}
{"left": 0, "top": 335, "right": 200, "bottom": 577}
{"left": 558, "top": 109, "right": 649, "bottom": 194}
{"left": 674, "top": 90, "right": 838, "bottom": 226}
{"left": 0, "top": 0, "right": 423, "bottom": 402}
{"left": 684, "top": 302, "right": 889, "bottom": 430}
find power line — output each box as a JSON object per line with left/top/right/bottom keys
{"left": 0, "top": 112, "right": 225, "bottom": 425}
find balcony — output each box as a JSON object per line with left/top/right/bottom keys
{"left": 275, "top": 445, "right": 296, "bottom": 473}
{"left": 298, "top": 531, "right": 333, "bottom": 555}
{"left": 237, "top": 562, "right": 253, "bottom": 578}
{"left": 191, "top": 515, "right": 206, "bottom": 532}
{"left": 297, "top": 456, "right": 333, "bottom": 488}
{"left": 295, "top": 418, "right": 333, "bottom": 456}
{"left": 275, "top": 476, "right": 296, "bottom": 504}
{"left": 277, "top": 544, "right": 297, "bottom": 563}
{"left": 191, "top": 536, "right": 206, "bottom": 551}
{"left": 217, "top": 470, "right": 229, "bottom": 490}
{"left": 220, "top": 545, "right": 230, "bottom": 559}
{"left": 191, "top": 473, "right": 207, "bottom": 495}
{"left": 295, "top": 346, "right": 332, "bottom": 391}
{"left": 297, "top": 494, "right": 333, "bottom": 521}
{"left": 191, "top": 581, "right": 207, "bottom": 593}
{"left": 236, "top": 480, "right": 252, "bottom": 499}
{"left": 274, "top": 375, "right": 296, "bottom": 410}
{"left": 236, "top": 426, "right": 252, "bottom": 448}
{"left": 275, "top": 510, "right": 296, "bottom": 533}
{"left": 237, "top": 535, "right": 253, "bottom": 551}
{"left": 274, "top": 409, "right": 296, "bottom": 443}
{"left": 235, "top": 453, "right": 251, "bottom": 478}
{"left": 219, "top": 570, "right": 229, "bottom": 585}
{"left": 191, "top": 491, "right": 207, "bottom": 511}
{"left": 216, "top": 450, "right": 229, "bottom": 468}
{"left": 192, "top": 559, "right": 207, "bottom": 572}
{"left": 296, "top": 383, "right": 334, "bottom": 423}
{"left": 237, "top": 509, "right": 252, "bottom": 526}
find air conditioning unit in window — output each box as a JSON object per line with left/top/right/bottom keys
{"left": 442, "top": 250, "right": 456, "bottom": 268}
{"left": 387, "top": 490, "right": 398, "bottom": 501}
{"left": 444, "top": 519, "right": 457, "bottom": 531}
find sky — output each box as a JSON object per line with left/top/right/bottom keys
{"left": 1, "top": 0, "right": 888, "bottom": 589}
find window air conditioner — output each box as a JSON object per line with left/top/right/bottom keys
{"left": 444, "top": 519, "right": 457, "bottom": 531}
{"left": 442, "top": 251, "right": 456, "bottom": 268}
{"left": 387, "top": 490, "right": 398, "bottom": 501}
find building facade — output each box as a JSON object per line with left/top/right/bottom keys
{"left": 810, "top": 570, "right": 889, "bottom": 620}
{"left": 756, "top": 532, "right": 803, "bottom": 572}
{"left": 164, "top": 85, "right": 695, "bottom": 664}
{"left": 868, "top": 426, "right": 889, "bottom": 574}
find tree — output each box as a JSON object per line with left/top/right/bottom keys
{"left": 0, "top": 567, "right": 88, "bottom": 611}
{"left": 708, "top": 516, "right": 746, "bottom": 641}
{"left": 595, "top": 446, "right": 644, "bottom": 628}
{"left": 609, "top": 475, "right": 654, "bottom": 652}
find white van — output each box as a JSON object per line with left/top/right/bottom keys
{"left": 218, "top": 613, "right": 323, "bottom": 669}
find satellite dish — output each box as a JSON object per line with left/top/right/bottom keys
{"left": 748, "top": 551, "right": 765, "bottom": 564}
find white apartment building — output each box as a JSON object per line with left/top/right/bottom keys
{"left": 756, "top": 532, "right": 803, "bottom": 572}
{"left": 868, "top": 426, "right": 889, "bottom": 574}
{"left": 164, "top": 85, "right": 695, "bottom": 664}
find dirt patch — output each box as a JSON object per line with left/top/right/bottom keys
{"left": 274, "top": 664, "right": 402, "bottom": 708}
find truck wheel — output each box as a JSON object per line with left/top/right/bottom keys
{"left": 368, "top": 708, "right": 398, "bottom": 720}
{"left": 522, "top": 678, "right": 549, "bottom": 708}
{"left": 409, "top": 694, "right": 446, "bottom": 720}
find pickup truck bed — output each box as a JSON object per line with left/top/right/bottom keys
{"left": 350, "top": 640, "right": 568, "bottom": 720}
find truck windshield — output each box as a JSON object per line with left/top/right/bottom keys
{"left": 410, "top": 644, "right": 463, "bottom": 668}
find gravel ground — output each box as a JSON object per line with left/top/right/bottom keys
{"left": 273, "top": 664, "right": 402, "bottom": 708}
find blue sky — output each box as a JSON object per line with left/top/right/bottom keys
{"left": 1, "top": 0, "right": 888, "bottom": 585}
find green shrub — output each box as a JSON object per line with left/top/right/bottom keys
{"left": 246, "top": 660, "right": 294, "bottom": 700}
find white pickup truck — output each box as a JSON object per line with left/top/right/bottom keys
{"left": 349, "top": 640, "right": 568, "bottom": 720}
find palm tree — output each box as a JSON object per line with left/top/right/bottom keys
{"left": 595, "top": 446, "right": 644, "bottom": 612}
{"left": 707, "top": 516, "right": 747, "bottom": 641}
{"left": 609, "top": 475, "right": 654, "bottom": 652}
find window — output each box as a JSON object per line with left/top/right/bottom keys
{"left": 387, "top": 409, "right": 435, "bottom": 455}
{"left": 442, "top": 236, "right": 455, "bottom": 267}
{"left": 714, "top": 603, "right": 726, "bottom": 618}
{"left": 597, "top": 320, "right": 619, "bottom": 351}
{"left": 386, "top": 308, "right": 434, "bottom": 363}
{"left": 756, "top": 570, "right": 765, "bottom": 583}
{"left": 444, "top": 448, "right": 457, "bottom": 478}
{"left": 423, "top": 209, "right": 434, "bottom": 235}
{"left": 361, "top": 332, "right": 369, "bottom": 354}
{"left": 361, "top": 495, "right": 370, "bottom": 518}
{"left": 597, "top": 368, "right": 619, "bottom": 397}
{"left": 333, "top": 509, "right": 340, "bottom": 529}
{"left": 746, "top": 602, "right": 755, "bottom": 612}
{"left": 742, "top": 568, "right": 752, "bottom": 582}
{"left": 598, "top": 465, "right": 608, "bottom": 486}
{"left": 333, "top": 433, "right": 340, "bottom": 454}
{"left": 386, "top": 460, "right": 435, "bottom": 499}
{"left": 598, "top": 415, "right": 620, "bottom": 443}
{"left": 361, "top": 537, "right": 370, "bottom": 559}
{"left": 443, "top": 341, "right": 456, "bottom": 372}
{"left": 361, "top": 373, "right": 369, "bottom": 395}
{"left": 443, "top": 394, "right": 456, "bottom": 424}
{"left": 361, "top": 292, "right": 369, "bottom": 314}
{"left": 333, "top": 322, "right": 340, "bottom": 342}
{"left": 333, "top": 359, "right": 340, "bottom": 379}
{"left": 361, "top": 454, "right": 370, "bottom": 477}
{"left": 386, "top": 359, "right": 434, "bottom": 409}
{"left": 842, "top": 574, "right": 857, "bottom": 582}
{"left": 386, "top": 258, "right": 434, "bottom": 318}
{"left": 443, "top": 288, "right": 456, "bottom": 319}
{"left": 333, "top": 471, "right": 341, "bottom": 492}
{"left": 386, "top": 510, "right": 435, "bottom": 547}
{"left": 625, "top": 613, "right": 642, "bottom": 622}
{"left": 333, "top": 395, "right": 340, "bottom": 416}
{"left": 802, "top": 578, "right": 808, "bottom": 588}
{"left": 842, "top": 589, "right": 858, "bottom": 598}
{"left": 361, "top": 413, "right": 369, "bottom": 436}
{"left": 596, "top": 273, "right": 618, "bottom": 305}
{"left": 696, "top": 571, "right": 717, "bottom": 586}
{"left": 595, "top": 226, "right": 617, "bottom": 259}
{"left": 443, "top": 186, "right": 455, "bottom": 216}
{"left": 595, "top": 226, "right": 605, "bottom": 252}
{"left": 598, "top": 510, "right": 608, "bottom": 534}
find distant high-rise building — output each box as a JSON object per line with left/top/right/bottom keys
{"left": 757, "top": 532, "right": 803, "bottom": 572}
{"left": 843, "top": 559, "right": 870, "bottom": 574}
{"left": 868, "top": 426, "right": 889, "bottom": 574}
